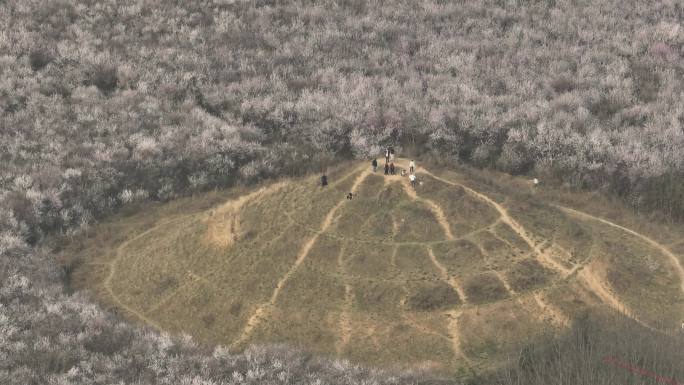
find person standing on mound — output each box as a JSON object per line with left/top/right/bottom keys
{"left": 409, "top": 159, "right": 415, "bottom": 173}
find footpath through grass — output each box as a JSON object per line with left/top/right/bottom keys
{"left": 63, "top": 159, "right": 684, "bottom": 375}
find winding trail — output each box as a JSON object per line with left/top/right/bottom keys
{"left": 557, "top": 205, "right": 684, "bottom": 295}
{"left": 414, "top": 164, "right": 682, "bottom": 333}
{"left": 148, "top": 221, "right": 297, "bottom": 315}
{"left": 390, "top": 163, "right": 474, "bottom": 366}
{"left": 576, "top": 265, "right": 664, "bottom": 333}
{"left": 397, "top": 177, "right": 455, "bottom": 240}
{"left": 493, "top": 270, "right": 516, "bottom": 295}
{"left": 555, "top": 205, "right": 684, "bottom": 332}
{"left": 232, "top": 168, "right": 371, "bottom": 348}
{"left": 104, "top": 181, "right": 285, "bottom": 330}
{"left": 488, "top": 230, "right": 521, "bottom": 255}
{"left": 533, "top": 292, "right": 571, "bottom": 328}
{"left": 402, "top": 313, "right": 451, "bottom": 342}
{"left": 578, "top": 267, "right": 636, "bottom": 317}
{"left": 397, "top": 166, "right": 473, "bottom": 365}
{"left": 98, "top": 159, "right": 684, "bottom": 369}
{"left": 418, "top": 168, "right": 570, "bottom": 277}
{"left": 390, "top": 245, "right": 399, "bottom": 270}
{"left": 336, "top": 244, "right": 353, "bottom": 355}
{"left": 205, "top": 182, "right": 287, "bottom": 247}
{"left": 446, "top": 310, "right": 472, "bottom": 367}
{"left": 103, "top": 215, "right": 193, "bottom": 331}
{"left": 427, "top": 248, "right": 468, "bottom": 303}
{"left": 426, "top": 247, "right": 471, "bottom": 365}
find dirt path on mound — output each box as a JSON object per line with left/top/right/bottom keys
{"left": 414, "top": 164, "right": 664, "bottom": 332}
{"left": 578, "top": 267, "right": 629, "bottom": 315}
{"left": 557, "top": 205, "right": 684, "bottom": 296}
{"left": 103, "top": 182, "right": 287, "bottom": 331}
{"left": 103, "top": 160, "right": 684, "bottom": 363}
{"left": 576, "top": 266, "right": 658, "bottom": 332}
{"left": 493, "top": 270, "right": 516, "bottom": 295}
{"left": 427, "top": 248, "right": 468, "bottom": 303}
{"left": 489, "top": 231, "right": 522, "bottom": 254}
{"left": 533, "top": 293, "right": 571, "bottom": 328}
{"left": 397, "top": 176, "right": 455, "bottom": 240}
{"left": 447, "top": 309, "right": 472, "bottom": 367}
{"left": 425, "top": 246, "right": 471, "bottom": 365}
{"left": 336, "top": 244, "right": 353, "bottom": 355}
{"left": 232, "top": 168, "right": 371, "bottom": 349}
{"left": 392, "top": 163, "right": 473, "bottom": 365}
{"left": 418, "top": 168, "right": 570, "bottom": 277}
{"left": 402, "top": 313, "right": 451, "bottom": 342}
{"left": 103, "top": 215, "right": 194, "bottom": 331}
{"left": 204, "top": 182, "right": 287, "bottom": 248}
{"left": 148, "top": 220, "right": 298, "bottom": 317}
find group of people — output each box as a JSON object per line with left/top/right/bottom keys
{"left": 371, "top": 147, "right": 418, "bottom": 188}
{"left": 320, "top": 147, "right": 419, "bottom": 199}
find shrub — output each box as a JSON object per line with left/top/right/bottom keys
{"left": 550, "top": 76, "right": 575, "bottom": 94}
{"left": 497, "top": 142, "right": 534, "bottom": 175}
{"left": 28, "top": 48, "right": 53, "bottom": 71}
{"left": 479, "top": 313, "right": 684, "bottom": 385}
{"left": 650, "top": 42, "right": 674, "bottom": 61}
{"left": 464, "top": 272, "right": 510, "bottom": 304}
{"left": 635, "top": 171, "right": 684, "bottom": 221}
{"left": 20, "top": 348, "right": 80, "bottom": 374}
{"left": 588, "top": 96, "right": 623, "bottom": 120}
{"left": 83, "top": 328, "right": 135, "bottom": 356}
{"left": 91, "top": 65, "right": 118, "bottom": 94}
{"left": 406, "top": 282, "right": 460, "bottom": 311}
{"left": 507, "top": 259, "right": 553, "bottom": 292}
{"left": 631, "top": 62, "right": 660, "bottom": 102}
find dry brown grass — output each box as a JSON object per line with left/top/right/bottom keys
{"left": 63, "top": 159, "right": 684, "bottom": 375}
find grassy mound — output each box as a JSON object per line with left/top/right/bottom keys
{"left": 64, "top": 160, "right": 684, "bottom": 375}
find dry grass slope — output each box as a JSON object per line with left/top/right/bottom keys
{"left": 67, "top": 160, "right": 684, "bottom": 375}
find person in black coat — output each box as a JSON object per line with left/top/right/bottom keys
{"left": 321, "top": 174, "right": 328, "bottom": 187}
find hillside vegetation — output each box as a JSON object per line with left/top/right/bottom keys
{"left": 65, "top": 159, "right": 684, "bottom": 377}
{"left": 2, "top": 0, "right": 684, "bottom": 384}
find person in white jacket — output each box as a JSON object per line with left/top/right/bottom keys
{"left": 409, "top": 160, "right": 415, "bottom": 173}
